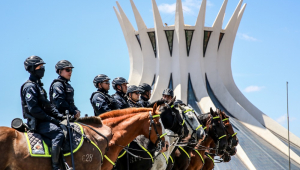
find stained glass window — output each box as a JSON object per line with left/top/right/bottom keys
{"left": 151, "top": 74, "right": 156, "bottom": 90}
{"left": 218, "top": 33, "right": 224, "bottom": 50}
{"left": 185, "top": 30, "right": 194, "bottom": 56}
{"left": 203, "top": 31, "right": 212, "bottom": 57}
{"left": 136, "top": 34, "right": 142, "bottom": 50}
{"left": 147, "top": 32, "right": 157, "bottom": 57}
{"left": 187, "top": 73, "right": 202, "bottom": 114}
{"left": 165, "top": 30, "right": 174, "bottom": 56}
{"left": 168, "top": 73, "right": 173, "bottom": 90}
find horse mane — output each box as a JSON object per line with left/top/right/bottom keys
{"left": 99, "top": 108, "right": 152, "bottom": 120}
{"left": 76, "top": 116, "right": 103, "bottom": 125}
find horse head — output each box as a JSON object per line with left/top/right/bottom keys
{"left": 158, "top": 97, "right": 189, "bottom": 139}
{"left": 219, "top": 110, "right": 238, "bottom": 156}
{"left": 208, "top": 107, "right": 228, "bottom": 155}
{"left": 149, "top": 103, "right": 167, "bottom": 152}
{"left": 176, "top": 104, "right": 205, "bottom": 143}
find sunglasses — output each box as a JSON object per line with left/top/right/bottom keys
{"left": 103, "top": 81, "right": 110, "bottom": 84}
{"left": 133, "top": 91, "right": 140, "bottom": 95}
{"left": 64, "top": 68, "right": 73, "bottom": 72}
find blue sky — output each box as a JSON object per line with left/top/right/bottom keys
{"left": 0, "top": 0, "right": 299, "bottom": 137}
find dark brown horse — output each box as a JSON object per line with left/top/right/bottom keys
{"left": 0, "top": 117, "right": 112, "bottom": 170}
{"left": 172, "top": 108, "right": 226, "bottom": 170}
{"left": 201, "top": 110, "right": 239, "bottom": 170}
{"left": 99, "top": 104, "right": 166, "bottom": 170}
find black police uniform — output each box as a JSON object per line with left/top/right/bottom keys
{"left": 21, "top": 75, "right": 64, "bottom": 147}
{"left": 90, "top": 88, "right": 120, "bottom": 116}
{"left": 112, "top": 91, "right": 129, "bottom": 109}
{"left": 138, "top": 96, "right": 150, "bottom": 107}
{"left": 49, "top": 76, "right": 78, "bottom": 116}
{"left": 128, "top": 99, "right": 143, "bottom": 108}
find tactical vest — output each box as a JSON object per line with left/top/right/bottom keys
{"left": 112, "top": 92, "right": 130, "bottom": 109}
{"left": 49, "top": 79, "right": 75, "bottom": 109}
{"left": 20, "top": 80, "right": 52, "bottom": 129}
{"left": 90, "top": 91, "right": 119, "bottom": 115}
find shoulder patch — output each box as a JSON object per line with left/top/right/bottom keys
{"left": 26, "top": 93, "right": 32, "bottom": 100}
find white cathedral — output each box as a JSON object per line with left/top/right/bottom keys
{"left": 114, "top": 0, "right": 300, "bottom": 169}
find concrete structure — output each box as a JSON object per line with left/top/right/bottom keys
{"left": 114, "top": 0, "right": 300, "bottom": 169}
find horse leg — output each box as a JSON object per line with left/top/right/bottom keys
{"left": 202, "top": 157, "right": 214, "bottom": 170}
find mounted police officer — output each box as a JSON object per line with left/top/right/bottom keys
{"left": 90, "top": 74, "right": 120, "bottom": 116}
{"left": 127, "top": 85, "right": 144, "bottom": 108}
{"left": 49, "top": 60, "right": 80, "bottom": 120}
{"left": 162, "top": 88, "right": 173, "bottom": 103}
{"left": 138, "top": 83, "right": 152, "bottom": 107}
{"left": 21, "top": 56, "right": 64, "bottom": 170}
{"left": 112, "top": 77, "right": 129, "bottom": 109}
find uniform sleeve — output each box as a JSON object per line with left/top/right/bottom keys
{"left": 113, "top": 94, "right": 123, "bottom": 109}
{"left": 23, "top": 84, "right": 52, "bottom": 122}
{"left": 92, "top": 93, "right": 111, "bottom": 113}
{"left": 51, "top": 82, "right": 76, "bottom": 115}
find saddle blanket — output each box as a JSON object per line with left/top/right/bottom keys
{"left": 24, "top": 122, "right": 84, "bottom": 157}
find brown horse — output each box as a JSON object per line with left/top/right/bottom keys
{"left": 99, "top": 104, "right": 166, "bottom": 170}
{"left": 0, "top": 117, "right": 112, "bottom": 170}
{"left": 201, "top": 110, "right": 239, "bottom": 170}
{"left": 186, "top": 109, "right": 229, "bottom": 170}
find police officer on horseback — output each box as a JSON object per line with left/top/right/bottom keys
{"left": 90, "top": 74, "right": 120, "bottom": 116}
{"left": 21, "top": 56, "right": 64, "bottom": 170}
{"left": 138, "top": 83, "right": 152, "bottom": 107}
{"left": 111, "top": 77, "right": 130, "bottom": 109}
{"left": 127, "top": 85, "right": 144, "bottom": 108}
{"left": 49, "top": 60, "right": 80, "bottom": 119}
{"left": 162, "top": 88, "right": 173, "bottom": 103}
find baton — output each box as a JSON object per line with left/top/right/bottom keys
{"left": 66, "top": 110, "right": 75, "bottom": 170}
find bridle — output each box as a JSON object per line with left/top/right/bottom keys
{"left": 164, "top": 103, "right": 187, "bottom": 139}
{"left": 221, "top": 117, "right": 238, "bottom": 149}
{"left": 148, "top": 111, "right": 165, "bottom": 151}
{"left": 178, "top": 105, "right": 204, "bottom": 142}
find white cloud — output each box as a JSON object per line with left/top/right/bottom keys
{"left": 158, "top": 0, "right": 213, "bottom": 15}
{"left": 244, "top": 85, "right": 265, "bottom": 93}
{"left": 276, "top": 114, "right": 297, "bottom": 125}
{"left": 238, "top": 33, "right": 258, "bottom": 41}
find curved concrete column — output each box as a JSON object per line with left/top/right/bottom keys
{"left": 130, "top": 0, "right": 156, "bottom": 85}
{"left": 218, "top": 1, "right": 300, "bottom": 147}
{"left": 171, "top": 0, "right": 188, "bottom": 103}
{"left": 115, "top": 2, "right": 143, "bottom": 85}
{"left": 150, "top": 0, "right": 172, "bottom": 101}
{"left": 187, "top": 0, "right": 216, "bottom": 113}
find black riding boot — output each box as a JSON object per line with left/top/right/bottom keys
{"left": 52, "top": 145, "right": 61, "bottom": 170}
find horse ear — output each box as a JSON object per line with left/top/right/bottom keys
{"left": 210, "top": 108, "right": 214, "bottom": 116}
{"left": 152, "top": 103, "right": 158, "bottom": 114}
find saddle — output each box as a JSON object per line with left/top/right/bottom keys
{"left": 24, "top": 122, "right": 84, "bottom": 157}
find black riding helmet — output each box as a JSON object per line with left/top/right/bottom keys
{"left": 126, "top": 85, "right": 144, "bottom": 95}
{"left": 162, "top": 88, "right": 174, "bottom": 97}
{"left": 55, "top": 60, "right": 74, "bottom": 74}
{"left": 93, "top": 74, "right": 110, "bottom": 88}
{"left": 139, "top": 83, "right": 152, "bottom": 92}
{"left": 24, "top": 56, "right": 46, "bottom": 73}
{"left": 112, "top": 77, "right": 128, "bottom": 90}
